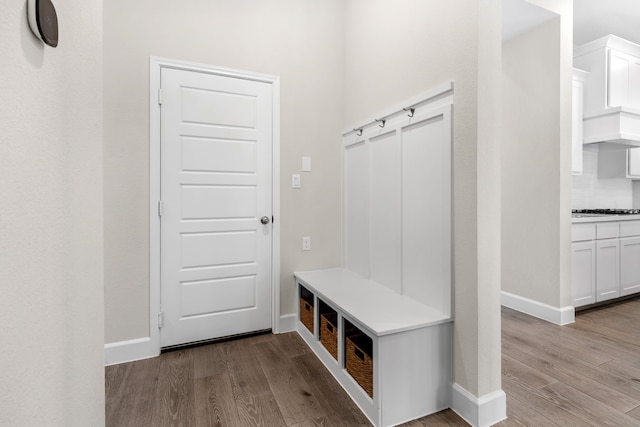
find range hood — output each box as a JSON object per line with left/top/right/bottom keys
{"left": 583, "top": 107, "right": 640, "bottom": 149}
{"left": 574, "top": 35, "right": 640, "bottom": 149}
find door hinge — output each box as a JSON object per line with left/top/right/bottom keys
{"left": 158, "top": 88, "right": 163, "bottom": 106}
{"left": 158, "top": 312, "right": 164, "bottom": 329}
{"left": 157, "top": 200, "right": 163, "bottom": 217}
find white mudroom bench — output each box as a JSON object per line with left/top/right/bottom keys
{"left": 294, "top": 268, "right": 453, "bottom": 427}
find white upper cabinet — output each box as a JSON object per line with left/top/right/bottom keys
{"left": 574, "top": 35, "right": 640, "bottom": 114}
{"left": 608, "top": 49, "right": 640, "bottom": 109}
{"left": 628, "top": 147, "right": 640, "bottom": 177}
{"left": 574, "top": 35, "right": 640, "bottom": 146}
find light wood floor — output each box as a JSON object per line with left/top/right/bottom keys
{"left": 106, "top": 297, "right": 640, "bottom": 426}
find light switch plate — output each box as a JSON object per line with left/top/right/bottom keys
{"left": 302, "top": 156, "right": 312, "bottom": 172}
{"left": 292, "top": 174, "right": 301, "bottom": 188}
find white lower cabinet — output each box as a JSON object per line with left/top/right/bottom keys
{"left": 620, "top": 236, "right": 640, "bottom": 295}
{"left": 595, "top": 239, "right": 620, "bottom": 302}
{"left": 572, "top": 241, "right": 596, "bottom": 306}
{"left": 572, "top": 220, "right": 640, "bottom": 308}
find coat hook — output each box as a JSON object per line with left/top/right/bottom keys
{"left": 375, "top": 118, "right": 386, "bottom": 128}
{"left": 404, "top": 107, "right": 415, "bottom": 118}
{"left": 354, "top": 128, "right": 363, "bottom": 136}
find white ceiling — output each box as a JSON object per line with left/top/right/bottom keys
{"left": 502, "top": 0, "right": 557, "bottom": 42}
{"left": 574, "top": 0, "right": 640, "bottom": 46}
{"left": 503, "top": 0, "right": 640, "bottom": 46}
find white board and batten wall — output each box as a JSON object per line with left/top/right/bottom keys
{"left": 294, "top": 83, "right": 454, "bottom": 427}
{"left": 343, "top": 82, "right": 453, "bottom": 317}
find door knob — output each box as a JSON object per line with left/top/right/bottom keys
{"left": 260, "top": 216, "right": 270, "bottom": 225}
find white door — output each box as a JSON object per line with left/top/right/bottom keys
{"left": 160, "top": 67, "right": 273, "bottom": 348}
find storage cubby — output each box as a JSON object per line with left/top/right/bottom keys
{"left": 344, "top": 319, "right": 373, "bottom": 397}
{"left": 299, "top": 284, "right": 314, "bottom": 334}
{"left": 318, "top": 299, "right": 338, "bottom": 360}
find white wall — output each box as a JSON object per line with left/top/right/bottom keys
{"left": 0, "top": 1, "right": 104, "bottom": 426}
{"left": 573, "top": 147, "right": 633, "bottom": 209}
{"left": 502, "top": 0, "right": 573, "bottom": 310}
{"left": 344, "top": 0, "right": 502, "bottom": 401}
{"left": 104, "top": 0, "right": 344, "bottom": 343}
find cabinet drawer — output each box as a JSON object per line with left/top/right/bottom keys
{"left": 572, "top": 224, "right": 596, "bottom": 241}
{"left": 596, "top": 222, "right": 619, "bottom": 239}
{"left": 620, "top": 220, "right": 640, "bottom": 237}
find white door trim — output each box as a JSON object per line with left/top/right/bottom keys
{"left": 149, "top": 57, "right": 281, "bottom": 353}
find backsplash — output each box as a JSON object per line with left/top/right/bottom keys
{"left": 572, "top": 146, "right": 633, "bottom": 208}
{"left": 634, "top": 181, "right": 640, "bottom": 209}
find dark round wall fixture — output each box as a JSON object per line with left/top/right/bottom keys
{"left": 28, "top": 0, "right": 58, "bottom": 48}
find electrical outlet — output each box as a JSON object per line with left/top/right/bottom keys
{"left": 292, "top": 174, "right": 301, "bottom": 188}
{"left": 302, "top": 236, "right": 311, "bottom": 251}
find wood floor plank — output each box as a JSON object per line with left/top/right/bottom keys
{"left": 627, "top": 404, "right": 640, "bottom": 422}
{"left": 105, "top": 362, "right": 128, "bottom": 400}
{"left": 106, "top": 357, "right": 160, "bottom": 427}
{"left": 226, "top": 337, "right": 272, "bottom": 398}
{"left": 399, "top": 409, "right": 468, "bottom": 426}
{"left": 494, "top": 394, "right": 560, "bottom": 427}
{"left": 105, "top": 363, "right": 129, "bottom": 424}
{"left": 235, "top": 391, "right": 287, "bottom": 426}
{"left": 506, "top": 315, "right": 616, "bottom": 366}
{"left": 603, "top": 298, "right": 640, "bottom": 318}
{"left": 502, "top": 328, "right": 640, "bottom": 412}
{"left": 255, "top": 340, "right": 324, "bottom": 425}
{"left": 268, "top": 331, "right": 313, "bottom": 358}
{"left": 552, "top": 318, "right": 640, "bottom": 366}
{"left": 577, "top": 298, "right": 640, "bottom": 325}
{"left": 542, "top": 381, "right": 640, "bottom": 427}
{"left": 501, "top": 353, "right": 557, "bottom": 390}
{"left": 501, "top": 307, "right": 545, "bottom": 327}
{"left": 502, "top": 377, "right": 598, "bottom": 426}
{"left": 194, "top": 373, "right": 241, "bottom": 427}
{"left": 599, "top": 359, "right": 640, "bottom": 393}
{"left": 193, "top": 341, "right": 230, "bottom": 380}
{"left": 568, "top": 315, "right": 640, "bottom": 349}
{"left": 578, "top": 311, "right": 639, "bottom": 333}
{"left": 289, "top": 416, "right": 329, "bottom": 427}
{"left": 151, "top": 350, "right": 196, "bottom": 427}
{"left": 502, "top": 314, "right": 612, "bottom": 367}
{"left": 294, "top": 353, "right": 372, "bottom": 426}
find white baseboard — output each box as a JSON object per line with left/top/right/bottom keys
{"left": 501, "top": 291, "right": 575, "bottom": 325}
{"left": 277, "top": 313, "right": 296, "bottom": 333}
{"left": 105, "top": 313, "right": 297, "bottom": 366}
{"left": 451, "top": 383, "right": 506, "bottom": 427}
{"left": 104, "top": 337, "right": 159, "bottom": 366}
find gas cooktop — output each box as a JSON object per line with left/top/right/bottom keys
{"left": 572, "top": 209, "right": 640, "bottom": 216}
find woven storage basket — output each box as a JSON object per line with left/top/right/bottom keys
{"left": 320, "top": 312, "right": 338, "bottom": 360}
{"left": 346, "top": 334, "right": 373, "bottom": 397}
{"left": 299, "top": 298, "right": 314, "bottom": 333}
